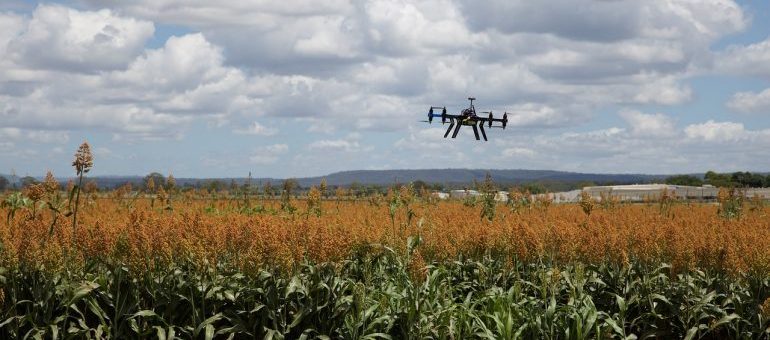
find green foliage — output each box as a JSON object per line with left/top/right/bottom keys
{"left": 665, "top": 175, "right": 704, "bottom": 186}
{"left": 280, "top": 179, "right": 298, "bottom": 213}
{"left": 143, "top": 172, "right": 166, "bottom": 191}
{"left": 507, "top": 190, "right": 531, "bottom": 214}
{"left": 1, "top": 255, "right": 768, "bottom": 339}
{"left": 730, "top": 171, "right": 767, "bottom": 188}
{"left": 479, "top": 173, "right": 497, "bottom": 221}
{"left": 19, "top": 176, "right": 38, "bottom": 188}
{"left": 718, "top": 188, "right": 744, "bottom": 220}
{"left": 703, "top": 170, "right": 770, "bottom": 188}
{"left": 1, "top": 192, "right": 31, "bottom": 227}
{"left": 705, "top": 171, "right": 734, "bottom": 188}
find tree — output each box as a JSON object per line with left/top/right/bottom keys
{"left": 0, "top": 176, "right": 9, "bottom": 191}
{"left": 665, "top": 175, "right": 703, "bottom": 186}
{"left": 704, "top": 171, "right": 733, "bottom": 187}
{"left": 144, "top": 172, "right": 166, "bottom": 191}
{"left": 349, "top": 181, "right": 361, "bottom": 198}
{"left": 412, "top": 180, "right": 430, "bottom": 193}
{"left": 731, "top": 171, "right": 765, "bottom": 188}
{"left": 20, "top": 176, "right": 39, "bottom": 188}
{"left": 263, "top": 181, "right": 273, "bottom": 199}
{"left": 207, "top": 180, "right": 223, "bottom": 193}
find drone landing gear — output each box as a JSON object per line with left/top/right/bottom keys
{"left": 442, "top": 119, "right": 488, "bottom": 141}
{"left": 451, "top": 121, "right": 462, "bottom": 138}
{"left": 443, "top": 118, "right": 455, "bottom": 138}
{"left": 479, "top": 123, "right": 488, "bottom": 141}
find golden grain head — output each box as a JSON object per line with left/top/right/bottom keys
{"left": 72, "top": 141, "right": 94, "bottom": 175}
{"left": 43, "top": 171, "right": 59, "bottom": 194}
{"left": 23, "top": 183, "right": 46, "bottom": 202}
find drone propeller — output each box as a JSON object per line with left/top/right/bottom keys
{"left": 503, "top": 112, "right": 508, "bottom": 129}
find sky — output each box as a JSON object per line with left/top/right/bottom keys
{"left": 1, "top": 0, "right": 770, "bottom": 178}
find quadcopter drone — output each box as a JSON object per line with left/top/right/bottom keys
{"left": 421, "top": 97, "right": 508, "bottom": 141}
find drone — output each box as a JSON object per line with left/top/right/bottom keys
{"left": 421, "top": 97, "right": 508, "bottom": 141}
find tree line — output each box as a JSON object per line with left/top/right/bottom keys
{"left": 665, "top": 171, "right": 770, "bottom": 188}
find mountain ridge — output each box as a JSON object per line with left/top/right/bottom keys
{"left": 1, "top": 168, "right": 667, "bottom": 189}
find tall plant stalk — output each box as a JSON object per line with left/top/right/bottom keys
{"left": 72, "top": 171, "right": 83, "bottom": 244}
{"left": 71, "top": 141, "right": 93, "bottom": 247}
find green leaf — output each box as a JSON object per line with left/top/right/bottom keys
{"left": 684, "top": 326, "right": 698, "bottom": 340}
{"left": 68, "top": 281, "right": 99, "bottom": 305}
{"left": 154, "top": 326, "right": 167, "bottom": 340}
{"left": 709, "top": 313, "right": 739, "bottom": 330}
{"left": 194, "top": 313, "right": 223, "bottom": 337}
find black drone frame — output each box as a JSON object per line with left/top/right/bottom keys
{"left": 422, "top": 97, "right": 508, "bottom": 141}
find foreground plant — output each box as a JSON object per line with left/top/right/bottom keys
{"left": 1, "top": 254, "right": 767, "bottom": 339}
{"left": 70, "top": 141, "right": 93, "bottom": 245}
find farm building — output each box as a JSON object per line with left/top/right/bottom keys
{"left": 431, "top": 192, "right": 450, "bottom": 200}
{"left": 494, "top": 191, "right": 509, "bottom": 202}
{"left": 450, "top": 189, "right": 479, "bottom": 199}
{"left": 580, "top": 184, "right": 770, "bottom": 202}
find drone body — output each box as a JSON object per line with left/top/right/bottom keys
{"left": 422, "top": 97, "right": 508, "bottom": 141}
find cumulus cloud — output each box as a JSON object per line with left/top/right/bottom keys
{"left": 684, "top": 120, "right": 746, "bottom": 142}
{"left": 0, "top": 127, "right": 69, "bottom": 144}
{"left": 0, "top": 29, "right": 253, "bottom": 140}
{"left": 716, "top": 38, "right": 770, "bottom": 79}
{"left": 501, "top": 147, "right": 535, "bottom": 158}
{"left": 249, "top": 144, "right": 288, "bottom": 164}
{"left": 7, "top": 5, "right": 154, "bottom": 72}
{"left": 1, "top": 1, "right": 769, "bottom": 176}
{"left": 233, "top": 122, "right": 277, "bottom": 136}
{"left": 727, "top": 88, "right": 770, "bottom": 113}
{"left": 308, "top": 133, "right": 371, "bottom": 153}
{"left": 618, "top": 110, "right": 677, "bottom": 137}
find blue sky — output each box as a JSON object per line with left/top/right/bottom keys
{"left": 1, "top": 0, "right": 770, "bottom": 178}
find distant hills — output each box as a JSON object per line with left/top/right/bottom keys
{"left": 292, "top": 169, "right": 662, "bottom": 187}
{"left": 1, "top": 169, "right": 665, "bottom": 190}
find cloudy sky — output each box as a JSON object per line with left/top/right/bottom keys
{"left": 1, "top": 0, "right": 770, "bottom": 178}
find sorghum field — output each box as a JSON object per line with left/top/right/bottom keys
{"left": 1, "top": 171, "right": 770, "bottom": 338}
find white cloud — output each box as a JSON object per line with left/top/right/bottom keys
{"left": 308, "top": 132, "right": 371, "bottom": 153}
{"left": 7, "top": 5, "right": 154, "bottom": 72}
{"left": 0, "top": 30, "right": 252, "bottom": 140}
{"left": 0, "top": 127, "right": 69, "bottom": 144}
{"left": 233, "top": 122, "right": 277, "bottom": 136}
{"left": 727, "top": 88, "right": 770, "bottom": 113}
{"left": 501, "top": 147, "right": 535, "bottom": 158}
{"left": 684, "top": 120, "right": 745, "bottom": 142}
{"left": 716, "top": 37, "right": 770, "bottom": 79}
{"left": 619, "top": 110, "right": 677, "bottom": 137}
{"left": 2, "top": 1, "right": 770, "bottom": 176}
{"left": 249, "top": 144, "right": 289, "bottom": 164}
